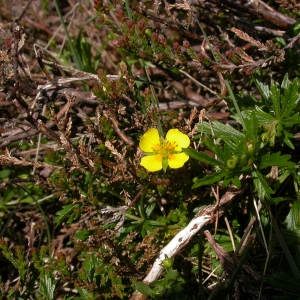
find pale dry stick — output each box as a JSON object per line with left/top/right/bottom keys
{"left": 236, "top": 201, "right": 262, "bottom": 255}
{"left": 253, "top": 198, "right": 269, "bottom": 300}
{"left": 270, "top": 211, "right": 300, "bottom": 278}
{"left": 130, "top": 215, "right": 210, "bottom": 300}
{"left": 3, "top": 194, "right": 57, "bottom": 220}
{"left": 211, "top": 185, "right": 220, "bottom": 236}
{"left": 31, "top": 44, "right": 120, "bottom": 109}
{"left": 179, "top": 69, "right": 218, "bottom": 96}
{"left": 224, "top": 216, "right": 236, "bottom": 252}
{"left": 254, "top": 198, "right": 269, "bottom": 256}
{"left": 32, "top": 104, "right": 47, "bottom": 175}
{"left": 202, "top": 265, "right": 222, "bottom": 285}
{"left": 207, "top": 272, "right": 232, "bottom": 300}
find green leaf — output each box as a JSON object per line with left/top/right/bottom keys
{"left": 269, "top": 80, "right": 281, "bottom": 118}
{"left": 285, "top": 202, "right": 300, "bottom": 231}
{"left": 282, "top": 113, "right": 300, "bottom": 127}
{"left": 259, "top": 152, "right": 295, "bottom": 169}
{"left": 254, "top": 74, "right": 270, "bottom": 102}
{"left": 164, "top": 269, "right": 180, "bottom": 281}
{"left": 269, "top": 197, "right": 294, "bottom": 204}
{"left": 281, "top": 75, "right": 300, "bottom": 119}
{"left": 255, "top": 106, "right": 277, "bottom": 125}
{"left": 40, "top": 274, "right": 55, "bottom": 300}
{"left": 183, "top": 148, "right": 222, "bottom": 166}
{"left": 230, "top": 175, "right": 241, "bottom": 188}
{"left": 202, "top": 138, "right": 231, "bottom": 161}
{"left": 243, "top": 111, "right": 258, "bottom": 139}
{"left": 192, "top": 172, "right": 226, "bottom": 188}
{"left": 74, "top": 230, "right": 95, "bottom": 241}
{"left": 0, "top": 169, "right": 11, "bottom": 179}
{"left": 54, "top": 204, "right": 81, "bottom": 226}
{"left": 252, "top": 169, "right": 274, "bottom": 201}
{"left": 198, "top": 121, "right": 244, "bottom": 145}
{"left": 282, "top": 132, "right": 295, "bottom": 149}
{"left": 76, "top": 287, "right": 91, "bottom": 300}
{"left": 136, "top": 281, "right": 155, "bottom": 297}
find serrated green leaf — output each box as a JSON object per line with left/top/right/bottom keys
{"left": 269, "top": 80, "right": 281, "bottom": 118}
{"left": 283, "top": 130, "right": 295, "bottom": 149}
{"left": 193, "top": 172, "right": 226, "bottom": 188}
{"left": 183, "top": 148, "right": 222, "bottom": 166}
{"left": 281, "top": 76, "right": 300, "bottom": 119}
{"left": 145, "top": 202, "right": 156, "bottom": 217}
{"left": 54, "top": 204, "right": 81, "bottom": 226}
{"left": 40, "top": 274, "right": 55, "bottom": 300}
{"left": 260, "top": 152, "right": 295, "bottom": 169}
{"left": 282, "top": 113, "right": 300, "bottom": 127}
{"left": 254, "top": 75, "right": 270, "bottom": 102}
{"left": 254, "top": 106, "right": 277, "bottom": 124}
{"left": 243, "top": 111, "right": 258, "bottom": 139}
{"left": 198, "top": 121, "right": 244, "bottom": 144}
{"left": 230, "top": 175, "right": 241, "bottom": 188}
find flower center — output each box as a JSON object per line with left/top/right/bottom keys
{"left": 152, "top": 138, "right": 179, "bottom": 158}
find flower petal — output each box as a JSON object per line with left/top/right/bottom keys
{"left": 140, "top": 154, "right": 163, "bottom": 172}
{"left": 139, "top": 128, "right": 160, "bottom": 153}
{"left": 168, "top": 153, "right": 189, "bottom": 169}
{"left": 166, "top": 129, "right": 190, "bottom": 151}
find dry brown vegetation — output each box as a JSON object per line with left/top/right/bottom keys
{"left": 1, "top": 0, "right": 300, "bottom": 299}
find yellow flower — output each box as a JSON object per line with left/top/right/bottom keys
{"left": 139, "top": 128, "right": 190, "bottom": 172}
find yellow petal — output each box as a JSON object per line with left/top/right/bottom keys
{"left": 140, "top": 154, "right": 163, "bottom": 172}
{"left": 168, "top": 153, "right": 189, "bottom": 169}
{"left": 166, "top": 129, "right": 190, "bottom": 151}
{"left": 139, "top": 128, "right": 160, "bottom": 153}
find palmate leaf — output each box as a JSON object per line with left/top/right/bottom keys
{"left": 259, "top": 152, "right": 295, "bottom": 169}
{"left": 253, "top": 75, "right": 300, "bottom": 148}
{"left": 252, "top": 106, "right": 277, "bottom": 124}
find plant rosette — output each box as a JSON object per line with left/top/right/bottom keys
{"left": 139, "top": 128, "right": 190, "bottom": 172}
